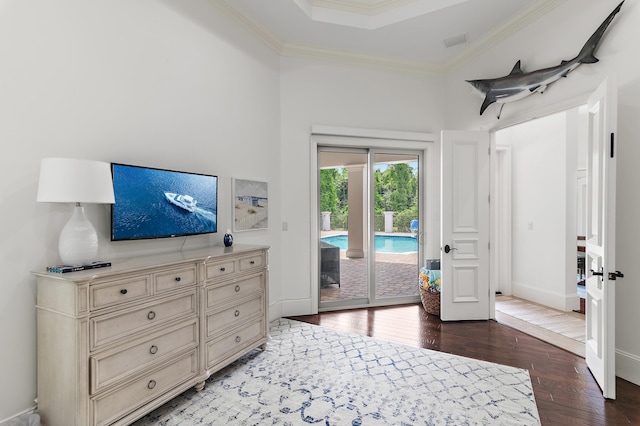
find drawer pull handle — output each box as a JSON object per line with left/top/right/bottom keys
{"left": 220, "top": 267, "right": 226, "bottom": 272}
{"left": 148, "top": 380, "right": 156, "bottom": 390}
{"left": 250, "top": 260, "right": 255, "bottom": 265}
{"left": 149, "top": 345, "right": 158, "bottom": 355}
{"left": 174, "top": 276, "right": 181, "bottom": 282}
{"left": 234, "top": 310, "right": 240, "bottom": 317}
{"left": 147, "top": 311, "right": 156, "bottom": 320}
{"left": 120, "top": 289, "right": 128, "bottom": 295}
{"left": 235, "top": 285, "right": 240, "bottom": 293}
{"left": 235, "top": 336, "right": 241, "bottom": 343}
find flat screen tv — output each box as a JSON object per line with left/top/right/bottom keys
{"left": 111, "top": 163, "right": 218, "bottom": 241}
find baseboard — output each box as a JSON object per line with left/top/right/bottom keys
{"left": 512, "top": 281, "right": 580, "bottom": 312}
{"left": 280, "top": 298, "right": 314, "bottom": 316}
{"left": 268, "top": 301, "right": 283, "bottom": 322}
{"left": 616, "top": 349, "right": 640, "bottom": 387}
{"left": 0, "top": 406, "right": 37, "bottom": 426}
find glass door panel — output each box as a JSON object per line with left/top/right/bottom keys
{"left": 372, "top": 152, "right": 420, "bottom": 300}
{"left": 319, "top": 149, "right": 369, "bottom": 307}
{"left": 318, "top": 147, "right": 422, "bottom": 310}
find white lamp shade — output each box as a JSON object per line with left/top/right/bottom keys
{"left": 37, "top": 158, "right": 115, "bottom": 204}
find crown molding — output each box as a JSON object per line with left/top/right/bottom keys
{"left": 280, "top": 43, "right": 444, "bottom": 75}
{"left": 210, "top": 0, "right": 284, "bottom": 54}
{"left": 309, "top": 0, "right": 420, "bottom": 15}
{"left": 295, "top": 0, "right": 469, "bottom": 30}
{"left": 443, "top": 0, "right": 566, "bottom": 71}
{"left": 211, "top": 0, "right": 565, "bottom": 76}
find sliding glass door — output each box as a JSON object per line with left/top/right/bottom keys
{"left": 318, "top": 147, "right": 422, "bottom": 310}
{"left": 373, "top": 152, "right": 420, "bottom": 300}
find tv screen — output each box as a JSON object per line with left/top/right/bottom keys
{"left": 111, "top": 163, "right": 218, "bottom": 241}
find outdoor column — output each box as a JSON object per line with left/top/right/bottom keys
{"left": 384, "top": 211, "right": 394, "bottom": 233}
{"left": 346, "top": 165, "right": 365, "bottom": 258}
{"left": 321, "top": 212, "right": 331, "bottom": 231}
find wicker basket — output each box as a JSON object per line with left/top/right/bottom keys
{"left": 420, "top": 285, "right": 441, "bottom": 316}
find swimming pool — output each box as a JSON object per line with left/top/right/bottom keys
{"left": 321, "top": 234, "right": 418, "bottom": 253}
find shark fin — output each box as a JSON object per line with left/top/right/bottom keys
{"left": 509, "top": 60, "right": 523, "bottom": 75}
{"left": 480, "top": 96, "right": 495, "bottom": 116}
{"left": 580, "top": 54, "right": 599, "bottom": 64}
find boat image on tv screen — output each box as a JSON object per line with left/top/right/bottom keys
{"left": 111, "top": 163, "right": 218, "bottom": 241}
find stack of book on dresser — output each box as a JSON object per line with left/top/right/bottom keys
{"left": 46, "top": 261, "right": 112, "bottom": 273}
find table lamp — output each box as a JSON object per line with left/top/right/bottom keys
{"left": 37, "top": 158, "right": 115, "bottom": 266}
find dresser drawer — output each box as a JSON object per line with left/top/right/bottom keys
{"left": 90, "top": 319, "right": 198, "bottom": 394}
{"left": 92, "top": 350, "right": 198, "bottom": 426}
{"left": 205, "top": 274, "right": 263, "bottom": 309}
{"left": 204, "top": 259, "right": 236, "bottom": 281}
{"left": 154, "top": 265, "right": 197, "bottom": 293}
{"left": 238, "top": 252, "right": 265, "bottom": 272}
{"left": 90, "top": 275, "right": 152, "bottom": 311}
{"left": 206, "top": 320, "right": 264, "bottom": 369}
{"left": 90, "top": 291, "right": 197, "bottom": 350}
{"left": 206, "top": 295, "right": 263, "bottom": 338}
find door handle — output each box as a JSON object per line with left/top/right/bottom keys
{"left": 590, "top": 268, "right": 624, "bottom": 280}
{"left": 608, "top": 271, "right": 624, "bottom": 280}
{"left": 443, "top": 244, "right": 457, "bottom": 254}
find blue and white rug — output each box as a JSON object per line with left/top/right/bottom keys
{"left": 134, "top": 318, "right": 540, "bottom": 425}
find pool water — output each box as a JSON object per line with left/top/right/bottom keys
{"left": 321, "top": 235, "right": 418, "bottom": 253}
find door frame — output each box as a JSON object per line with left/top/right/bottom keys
{"left": 493, "top": 108, "right": 585, "bottom": 311}
{"left": 493, "top": 145, "right": 512, "bottom": 296}
{"left": 310, "top": 125, "right": 436, "bottom": 313}
{"left": 490, "top": 93, "right": 591, "bottom": 303}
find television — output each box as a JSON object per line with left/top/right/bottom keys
{"left": 111, "top": 163, "right": 218, "bottom": 241}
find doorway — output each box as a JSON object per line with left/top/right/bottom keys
{"left": 493, "top": 107, "right": 586, "bottom": 349}
{"left": 317, "top": 147, "right": 423, "bottom": 310}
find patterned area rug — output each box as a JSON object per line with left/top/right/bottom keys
{"left": 134, "top": 319, "right": 540, "bottom": 425}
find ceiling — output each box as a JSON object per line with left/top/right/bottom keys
{"left": 213, "top": 0, "right": 565, "bottom": 73}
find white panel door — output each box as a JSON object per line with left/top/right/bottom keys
{"left": 441, "top": 131, "right": 490, "bottom": 321}
{"left": 585, "top": 77, "right": 619, "bottom": 399}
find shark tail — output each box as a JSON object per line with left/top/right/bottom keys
{"left": 576, "top": 1, "right": 623, "bottom": 65}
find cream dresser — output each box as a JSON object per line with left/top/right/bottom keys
{"left": 34, "top": 244, "right": 269, "bottom": 426}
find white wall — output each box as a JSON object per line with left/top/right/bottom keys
{"left": 495, "top": 112, "right": 579, "bottom": 311}
{"left": 0, "top": 1, "right": 281, "bottom": 421}
{"left": 445, "top": 0, "right": 640, "bottom": 386}
{"left": 278, "top": 56, "right": 446, "bottom": 315}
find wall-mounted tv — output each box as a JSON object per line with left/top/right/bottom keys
{"left": 111, "top": 163, "right": 218, "bottom": 241}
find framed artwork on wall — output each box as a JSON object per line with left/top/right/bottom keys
{"left": 232, "top": 178, "right": 268, "bottom": 232}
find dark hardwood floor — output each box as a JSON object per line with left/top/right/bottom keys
{"left": 288, "top": 303, "right": 640, "bottom": 426}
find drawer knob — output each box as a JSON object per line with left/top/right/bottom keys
{"left": 220, "top": 267, "right": 226, "bottom": 272}
{"left": 250, "top": 260, "right": 255, "bottom": 265}
{"left": 148, "top": 380, "right": 156, "bottom": 390}
{"left": 235, "top": 336, "right": 241, "bottom": 343}
{"left": 174, "top": 276, "right": 181, "bottom": 282}
{"left": 149, "top": 345, "right": 158, "bottom": 355}
{"left": 235, "top": 285, "right": 240, "bottom": 293}
{"left": 147, "top": 311, "right": 156, "bottom": 320}
{"left": 120, "top": 289, "right": 128, "bottom": 295}
{"left": 234, "top": 310, "right": 240, "bottom": 317}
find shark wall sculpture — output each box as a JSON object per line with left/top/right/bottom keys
{"left": 467, "top": 1, "right": 624, "bottom": 119}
